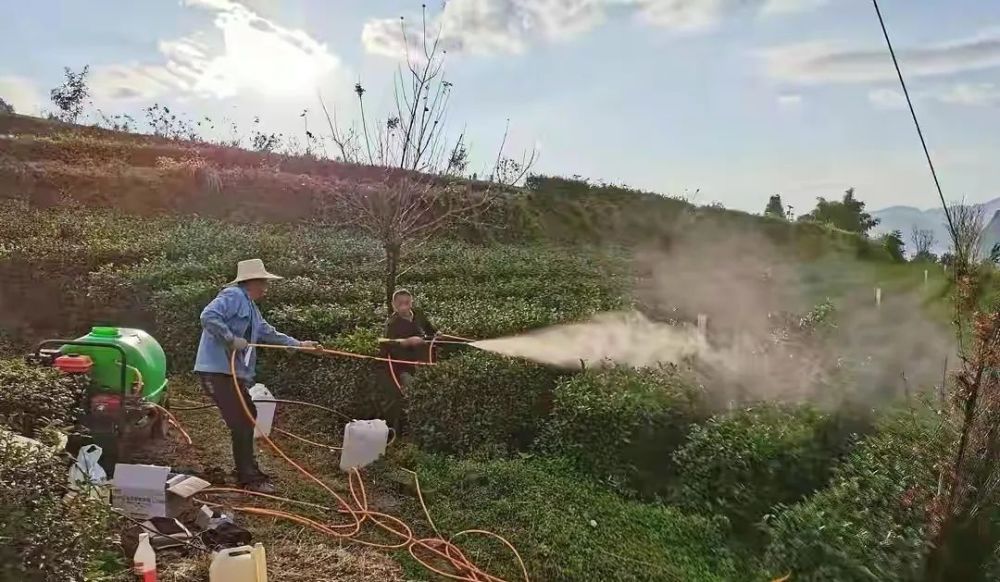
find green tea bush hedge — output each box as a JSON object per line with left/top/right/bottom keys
{"left": 535, "top": 366, "right": 705, "bottom": 497}
{"left": 393, "top": 449, "right": 738, "bottom": 581}
{"left": 405, "top": 351, "right": 564, "bottom": 455}
{"left": 0, "top": 358, "right": 87, "bottom": 438}
{"left": 255, "top": 327, "right": 383, "bottom": 420}
{"left": 672, "top": 404, "right": 861, "bottom": 537}
{"left": 0, "top": 433, "right": 118, "bottom": 581}
{"left": 763, "top": 410, "right": 951, "bottom": 581}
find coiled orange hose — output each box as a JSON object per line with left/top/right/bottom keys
{"left": 217, "top": 345, "right": 528, "bottom": 582}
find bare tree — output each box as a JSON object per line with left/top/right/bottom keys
{"left": 949, "top": 202, "right": 987, "bottom": 267}
{"left": 332, "top": 173, "right": 496, "bottom": 309}
{"left": 320, "top": 5, "right": 536, "bottom": 179}
{"left": 911, "top": 226, "right": 937, "bottom": 260}
{"left": 489, "top": 118, "right": 538, "bottom": 187}
{"left": 925, "top": 310, "right": 1000, "bottom": 580}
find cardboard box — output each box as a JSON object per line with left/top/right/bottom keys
{"left": 112, "top": 463, "right": 170, "bottom": 519}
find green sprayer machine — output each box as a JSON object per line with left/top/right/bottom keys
{"left": 29, "top": 326, "right": 170, "bottom": 475}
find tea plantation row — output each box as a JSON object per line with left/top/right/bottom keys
{"left": 0, "top": 199, "right": 958, "bottom": 580}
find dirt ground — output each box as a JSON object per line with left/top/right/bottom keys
{"left": 126, "top": 375, "right": 410, "bottom": 582}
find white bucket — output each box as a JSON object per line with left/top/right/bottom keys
{"left": 209, "top": 543, "right": 267, "bottom": 582}
{"left": 339, "top": 419, "right": 389, "bottom": 472}
{"left": 248, "top": 384, "right": 275, "bottom": 439}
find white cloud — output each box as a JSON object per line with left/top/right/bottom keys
{"left": 777, "top": 93, "right": 803, "bottom": 107}
{"left": 937, "top": 82, "right": 1000, "bottom": 106}
{"left": 868, "top": 88, "right": 906, "bottom": 110}
{"left": 761, "top": 29, "right": 1000, "bottom": 84}
{"left": 0, "top": 75, "right": 43, "bottom": 114}
{"left": 866, "top": 82, "right": 1000, "bottom": 110}
{"left": 92, "top": 0, "right": 345, "bottom": 103}
{"left": 363, "top": 0, "right": 831, "bottom": 57}
{"left": 761, "top": 0, "right": 828, "bottom": 15}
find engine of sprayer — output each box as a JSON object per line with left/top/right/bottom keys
{"left": 30, "top": 327, "right": 170, "bottom": 466}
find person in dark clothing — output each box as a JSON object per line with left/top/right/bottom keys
{"left": 377, "top": 289, "right": 437, "bottom": 432}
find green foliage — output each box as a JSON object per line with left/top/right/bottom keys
{"left": 0, "top": 433, "right": 118, "bottom": 581}
{"left": 799, "top": 188, "right": 879, "bottom": 235}
{"left": 535, "top": 366, "right": 705, "bottom": 497}
{"left": 765, "top": 194, "right": 786, "bottom": 218}
{"left": 882, "top": 229, "right": 906, "bottom": 262}
{"left": 0, "top": 358, "right": 87, "bottom": 438}
{"left": 49, "top": 65, "right": 90, "bottom": 123}
{"left": 672, "top": 404, "right": 862, "bottom": 538}
{"left": 405, "top": 351, "right": 563, "bottom": 456}
{"left": 392, "top": 450, "right": 739, "bottom": 581}
{"left": 763, "top": 409, "right": 952, "bottom": 581}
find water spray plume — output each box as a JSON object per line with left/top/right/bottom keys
{"left": 472, "top": 312, "right": 705, "bottom": 369}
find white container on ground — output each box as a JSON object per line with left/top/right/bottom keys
{"left": 209, "top": 543, "right": 268, "bottom": 582}
{"left": 134, "top": 532, "right": 157, "bottom": 581}
{"left": 248, "top": 384, "right": 275, "bottom": 438}
{"left": 339, "top": 419, "right": 389, "bottom": 472}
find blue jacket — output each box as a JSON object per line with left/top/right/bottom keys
{"left": 193, "top": 286, "right": 300, "bottom": 380}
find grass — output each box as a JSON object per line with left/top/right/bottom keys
{"left": 130, "top": 376, "right": 406, "bottom": 581}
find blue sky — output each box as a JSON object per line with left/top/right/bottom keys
{"left": 2, "top": 0, "right": 999, "bottom": 213}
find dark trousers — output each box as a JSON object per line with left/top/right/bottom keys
{"left": 197, "top": 372, "right": 264, "bottom": 484}
{"left": 376, "top": 368, "right": 413, "bottom": 435}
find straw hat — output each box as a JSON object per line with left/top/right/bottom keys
{"left": 228, "top": 259, "right": 283, "bottom": 285}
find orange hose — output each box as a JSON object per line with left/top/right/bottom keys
{"left": 274, "top": 427, "right": 343, "bottom": 451}
{"left": 219, "top": 346, "right": 528, "bottom": 582}
{"left": 151, "top": 403, "right": 193, "bottom": 445}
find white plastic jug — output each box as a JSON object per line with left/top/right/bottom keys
{"left": 209, "top": 543, "right": 267, "bottom": 582}
{"left": 339, "top": 419, "right": 389, "bottom": 472}
{"left": 248, "top": 384, "right": 275, "bottom": 439}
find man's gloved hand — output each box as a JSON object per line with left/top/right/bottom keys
{"left": 299, "top": 340, "right": 322, "bottom": 351}
{"left": 230, "top": 337, "right": 249, "bottom": 351}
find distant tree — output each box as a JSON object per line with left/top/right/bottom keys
{"left": 940, "top": 252, "right": 956, "bottom": 268}
{"left": 910, "top": 227, "right": 937, "bottom": 262}
{"left": 798, "top": 188, "right": 879, "bottom": 235}
{"left": 764, "top": 194, "right": 785, "bottom": 218}
{"left": 333, "top": 173, "right": 497, "bottom": 310}
{"left": 948, "top": 201, "right": 987, "bottom": 268}
{"left": 881, "top": 229, "right": 906, "bottom": 262}
{"left": 49, "top": 65, "right": 90, "bottom": 123}
{"left": 0, "top": 97, "right": 13, "bottom": 115}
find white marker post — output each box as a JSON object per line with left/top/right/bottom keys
{"left": 697, "top": 313, "right": 708, "bottom": 342}
{"left": 875, "top": 287, "right": 882, "bottom": 308}
{"left": 924, "top": 269, "right": 929, "bottom": 290}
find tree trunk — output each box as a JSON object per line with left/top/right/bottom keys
{"left": 384, "top": 243, "right": 400, "bottom": 313}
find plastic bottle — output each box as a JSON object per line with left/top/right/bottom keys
{"left": 134, "top": 533, "right": 157, "bottom": 582}
{"left": 209, "top": 543, "right": 267, "bottom": 582}
{"left": 339, "top": 419, "right": 389, "bottom": 471}
{"left": 248, "top": 384, "right": 275, "bottom": 438}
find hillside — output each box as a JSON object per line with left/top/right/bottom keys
{"left": 872, "top": 196, "right": 1000, "bottom": 255}
{"left": 0, "top": 113, "right": 975, "bottom": 581}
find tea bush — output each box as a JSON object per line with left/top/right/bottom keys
{"left": 391, "top": 448, "right": 739, "bottom": 581}
{"left": 763, "top": 409, "right": 952, "bottom": 581}
{"left": 0, "top": 358, "right": 87, "bottom": 438}
{"left": 672, "top": 403, "right": 862, "bottom": 538}
{"left": 405, "top": 351, "right": 565, "bottom": 455}
{"left": 535, "top": 365, "right": 706, "bottom": 497}
{"left": 0, "top": 433, "right": 118, "bottom": 581}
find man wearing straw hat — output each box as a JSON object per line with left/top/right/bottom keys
{"left": 194, "top": 258, "right": 320, "bottom": 493}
